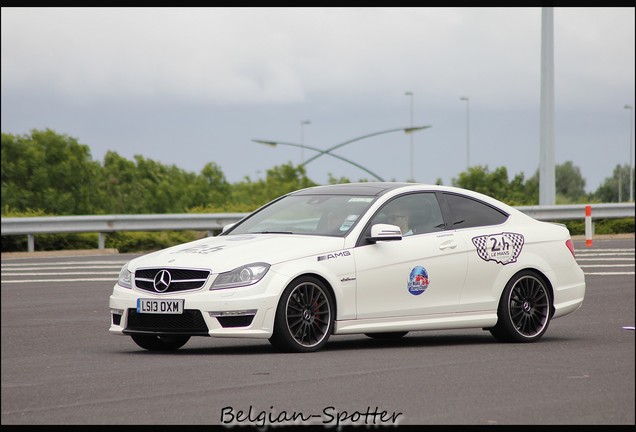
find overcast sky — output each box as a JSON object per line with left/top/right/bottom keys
{"left": 2, "top": 7, "right": 634, "bottom": 193}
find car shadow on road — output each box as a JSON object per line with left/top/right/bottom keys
{"left": 117, "top": 331, "right": 512, "bottom": 356}
{"left": 324, "top": 332, "right": 497, "bottom": 351}
{"left": 113, "top": 328, "right": 586, "bottom": 356}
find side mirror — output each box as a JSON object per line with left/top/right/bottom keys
{"left": 221, "top": 223, "right": 236, "bottom": 234}
{"left": 366, "top": 224, "right": 403, "bottom": 243}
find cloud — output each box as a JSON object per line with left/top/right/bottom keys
{"left": 1, "top": 7, "right": 634, "bottom": 193}
{"left": 7, "top": 7, "right": 632, "bottom": 107}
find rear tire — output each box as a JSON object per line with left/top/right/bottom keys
{"left": 269, "top": 276, "right": 334, "bottom": 353}
{"left": 490, "top": 270, "right": 552, "bottom": 343}
{"left": 130, "top": 334, "right": 190, "bottom": 351}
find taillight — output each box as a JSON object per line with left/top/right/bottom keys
{"left": 566, "top": 239, "right": 576, "bottom": 258}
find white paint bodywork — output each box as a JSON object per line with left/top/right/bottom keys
{"left": 109, "top": 184, "right": 585, "bottom": 340}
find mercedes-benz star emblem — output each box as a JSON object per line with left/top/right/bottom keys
{"left": 153, "top": 269, "right": 172, "bottom": 293}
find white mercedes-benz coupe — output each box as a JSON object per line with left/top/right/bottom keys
{"left": 109, "top": 182, "right": 585, "bottom": 352}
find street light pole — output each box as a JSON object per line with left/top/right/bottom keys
{"left": 625, "top": 105, "right": 634, "bottom": 202}
{"left": 254, "top": 125, "right": 431, "bottom": 182}
{"left": 539, "top": 7, "right": 556, "bottom": 205}
{"left": 405, "top": 91, "right": 414, "bottom": 181}
{"left": 300, "top": 125, "right": 431, "bottom": 167}
{"left": 300, "top": 120, "right": 311, "bottom": 164}
{"left": 460, "top": 96, "right": 470, "bottom": 170}
{"left": 253, "top": 139, "right": 386, "bottom": 181}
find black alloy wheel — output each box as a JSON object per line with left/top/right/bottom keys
{"left": 490, "top": 270, "right": 552, "bottom": 343}
{"left": 270, "top": 276, "right": 334, "bottom": 353}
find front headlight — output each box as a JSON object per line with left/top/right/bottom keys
{"left": 211, "top": 262, "right": 270, "bottom": 290}
{"left": 118, "top": 263, "right": 132, "bottom": 289}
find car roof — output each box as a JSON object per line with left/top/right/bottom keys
{"left": 290, "top": 182, "right": 414, "bottom": 197}
{"left": 288, "top": 182, "right": 521, "bottom": 217}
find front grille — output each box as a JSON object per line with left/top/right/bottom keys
{"left": 125, "top": 309, "right": 209, "bottom": 335}
{"left": 135, "top": 268, "right": 210, "bottom": 293}
{"left": 216, "top": 315, "right": 255, "bottom": 328}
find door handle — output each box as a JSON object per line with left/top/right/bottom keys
{"left": 439, "top": 240, "right": 457, "bottom": 250}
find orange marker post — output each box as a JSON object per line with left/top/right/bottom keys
{"left": 585, "top": 205, "right": 592, "bottom": 247}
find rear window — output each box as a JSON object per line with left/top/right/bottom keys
{"left": 443, "top": 193, "right": 509, "bottom": 229}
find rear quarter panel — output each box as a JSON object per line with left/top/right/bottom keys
{"left": 458, "top": 217, "right": 582, "bottom": 315}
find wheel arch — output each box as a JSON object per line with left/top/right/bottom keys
{"left": 272, "top": 257, "right": 349, "bottom": 319}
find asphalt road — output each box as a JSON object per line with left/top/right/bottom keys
{"left": 1, "top": 238, "right": 634, "bottom": 425}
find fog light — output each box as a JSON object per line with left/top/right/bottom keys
{"left": 111, "top": 310, "right": 123, "bottom": 326}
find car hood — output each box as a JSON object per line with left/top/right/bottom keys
{"left": 128, "top": 234, "right": 346, "bottom": 273}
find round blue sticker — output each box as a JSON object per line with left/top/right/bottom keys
{"left": 408, "top": 266, "right": 429, "bottom": 295}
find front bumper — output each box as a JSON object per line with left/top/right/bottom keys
{"left": 109, "top": 271, "right": 285, "bottom": 339}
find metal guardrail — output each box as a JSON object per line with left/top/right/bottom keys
{"left": 1, "top": 204, "right": 634, "bottom": 252}
{"left": 1, "top": 213, "right": 248, "bottom": 252}
{"left": 515, "top": 202, "right": 635, "bottom": 220}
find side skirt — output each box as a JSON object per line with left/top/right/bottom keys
{"left": 334, "top": 311, "right": 497, "bottom": 335}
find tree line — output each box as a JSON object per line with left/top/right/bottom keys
{"left": 1, "top": 128, "right": 634, "bottom": 218}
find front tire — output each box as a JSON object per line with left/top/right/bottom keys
{"left": 490, "top": 271, "right": 552, "bottom": 343}
{"left": 269, "top": 276, "right": 334, "bottom": 353}
{"left": 130, "top": 334, "right": 190, "bottom": 351}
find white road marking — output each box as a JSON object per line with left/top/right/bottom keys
{"left": 2, "top": 278, "right": 116, "bottom": 283}
{"left": 583, "top": 272, "right": 635, "bottom": 276}
{"left": 3, "top": 272, "right": 119, "bottom": 276}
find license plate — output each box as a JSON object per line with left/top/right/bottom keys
{"left": 136, "top": 298, "right": 184, "bottom": 314}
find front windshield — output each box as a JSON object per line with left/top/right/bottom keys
{"left": 227, "top": 194, "right": 377, "bottom": 237}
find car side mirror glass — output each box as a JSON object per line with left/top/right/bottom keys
{"left": 367, "top": 223, "right": 402, "bottom": 243}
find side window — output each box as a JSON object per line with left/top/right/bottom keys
{"left": 406, "top": 193, "right": 446, "bottom": 234}
{"left": 367, "top": 193, "right": 445, "bottom": 237}
{"left": 442, "top": 193, "right": 508, "bottom": 229}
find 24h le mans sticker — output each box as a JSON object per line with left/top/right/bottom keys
{"left": 472, "top": 232, "right": 525, "bottom": 265}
